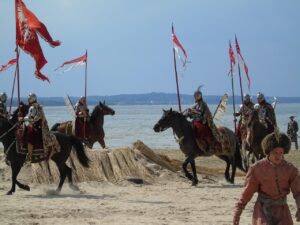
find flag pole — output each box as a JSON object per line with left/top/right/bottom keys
{"left": 83, "top": 50, "right": 88, "bottom": 139}
{"left": 16, "top": 46, "right": 21, "bottom": 114}
{"left": 229, "top": 41, "right": 237, "bottom": 133}
{"left": 172, "top": 24, "right": 182, "bottom": 112}
{"left": 237, "top": 59, "right": 244, "bottom": 108}
{"left": 9, "top": 65, "right": 17, "bottom": 114}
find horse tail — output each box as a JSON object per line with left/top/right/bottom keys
{"left": 70, "top": 136, "right": 90, "bottom": 168}
{"left": 235, "top": 142, "right": 246, "bottom": 172}
{"left": 51, "top": 123, "right": 61, "bottom": 131}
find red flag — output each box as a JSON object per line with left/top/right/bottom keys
{"left": 55, "top": 53, "right": 87, "bottom": 72}
{"left": 172, "top": 26, "right": 188, "bottom": 68}
{"left": 235, "top": 35, "right": 250, "bottom": 90}
{"left": 229, "top": 41, "right": 235, "bottom": 66}
{"left": 15, "top": 0, "right": 61, "bottom": 82}
{"left": 0, "top": 59, "right": 17, "bottom": 73}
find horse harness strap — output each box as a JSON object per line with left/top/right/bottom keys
{"left": 4, "top": 139, "right": 16, "bottom": 156}
{"left": 173, "top": 131, "right": 184, "bottom": 144}
{"left": 0, "top": 123, "right": 18, "bottom": 139}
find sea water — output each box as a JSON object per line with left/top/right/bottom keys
{"left": 43, "top": 103, "right": 300, "bottom": 149}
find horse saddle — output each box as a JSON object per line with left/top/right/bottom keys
{"left": 16, "top": 127, "right": 53, "bottom": 163}
{"left": 195, "top": 127, "right": 232, "bottom": 156}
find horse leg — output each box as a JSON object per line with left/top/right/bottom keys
{"left": 182, "top": 156, "right": 194, "bottom": 181}
{"left": 15, "top": 180, "right": 30, "bottom": 191}
{"left": 53, "top": 162, "right": 68, "bottom": 193}
{"left": 98, "top": 139, "right": 106, "bottom": 149}
{"left": 7, "top": 163, "right": 22, "bottom": 195}
{"left": 224, "top": 160, "right": 231, "bottom": 183}
{"left": 190, "top": 158, "right": 198, "bottom": 186}
{"left": 66, "top": 165, "right": 80, "bottom": 191}
{"left": 230, "top": 157, "right": 236, "bottom": 184}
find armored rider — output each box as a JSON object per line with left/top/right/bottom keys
{"left": 254, "top": 92, "right": 277, "bottom": 133}
{"left": 0, "top": 92, "right": 9, "bottom": 119}
{"left": 185, "top": 86, "right": 221, "bottom": 152}
{"left": 20, "top": 93, "right": 57, "bottom": 162}
{"left": 74, "top": 96, "right": 90, "bottom": 140}
{"left": 234, "top": 93, "right": 254, "bottom": 142}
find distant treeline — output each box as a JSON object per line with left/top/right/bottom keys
{"left": 10, "top": 92, "right": 300, "bottom": 106}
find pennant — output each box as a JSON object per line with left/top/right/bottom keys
{"left": 55, "top": 53, "right": 87, "bottom": 73}
{"left": 235, "top": 35, "right": 250, "bottom": 90}
{"left": 15, "top": 0, "right": 61, "bottom": 82}
{"left": 172, "top": 26, "right": 188, "bottom": 68}
{"left": 229, "top": 41, "right": 235, "bottom": 66}
{"left": 0, "top": 58, "right": 17, "bottom": 73}
{"left": 213, "top": 93, "right": 229, "bottom": 120}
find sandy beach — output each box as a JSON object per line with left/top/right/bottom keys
{"left": 1, "top": 145, "right": 299, "bottom": 225}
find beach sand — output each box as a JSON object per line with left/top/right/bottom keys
{"left": 0, "top": 146, "right": 299, "bottom": 225}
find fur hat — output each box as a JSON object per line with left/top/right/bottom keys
{"left": 262, "top": 132, "right": 291, "bottom": 155}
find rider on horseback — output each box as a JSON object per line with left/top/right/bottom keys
{"left": 19, "top": 93, "right": 58, "bottom": 162}
{"left": 254, "top": 92, "right": 277, "bottom": 133}
{"left": 0, "top": 92, "right": 9, "bottom": 119}
{"left": 74, "top": 96, "right": 90, "bottom": 141}
{"left": 185, "top": 86, "right": 221, "bottom": 152}
{"left": 234, "top": 93, "right": 254, "bottom": 142}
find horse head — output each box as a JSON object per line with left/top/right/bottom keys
{"left": 247, "top": 109, "right": 259, "bottom": 129}
{"left": 153, "top": 108, "right": 184, "bottom": 132}
{"left": 99, "top": 101, "right": 115, "bottom": 116}
{"left": 9, "top": 101, "right": 29, "bottom": 124}
{"left": 90, "top": 101, "right": 115, "bottom": 124}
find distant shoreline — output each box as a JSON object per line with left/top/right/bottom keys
{"left": 8, "top": 93, "right": 300, "bottom": 106}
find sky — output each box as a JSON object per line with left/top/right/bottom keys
{"left": 0, "top": 0, "right": 299, "bottom": 98}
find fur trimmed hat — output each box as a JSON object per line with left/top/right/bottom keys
{"left": 262, "top": 132, "right": 291, "bottom": 155}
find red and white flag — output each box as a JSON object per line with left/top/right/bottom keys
{"left": 229, "top": 41, "right": 235, "bottom": 66}
{"left": 235, "top": 35, "right": 250, "bottom": 90}
{"left": 172, "top": 26, "right": 188, "bottom": 68}
{"left": 0, "top": 58, "right": 17, "bottom": 73}
{"left": 15, "top": 0, "right": 61, "bottom": 82}
{"left": 228, "top": 41, "right": 235, "bottom": 76}
{"left": 55, "top": 53, "right": 87, "bottom": 73}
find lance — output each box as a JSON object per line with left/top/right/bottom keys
{"left": 172, "top": 24, "right": 182, "bottom": 112}
{"left": 84, "top": 50, "right": 88, "bottom": 139}
{"left": 9, "top": 65, "right": 17, "bottom": 114}
{"left": 229, "top": 41, "right": 237, "bottom": 133}
{"left": 15, "top": 46, "right": 21, "bottom": 115}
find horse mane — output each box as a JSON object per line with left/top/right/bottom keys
{"left": 90, "top": 104, "right": 100, "bottom": 124}
{"left": 10, "top": 101, "right": 28, "bottom": 124}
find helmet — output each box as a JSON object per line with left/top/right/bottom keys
{"left": 257, "top": 92, "right": 265, "bottom": 101}
{"left": 194, "top": 85, "right": 203, "bottom": 101}
{"left": 0, "top": 92, "right": 7, "bottom": 102}
{"left": 243, "top": 93, "right": 251, "bottom": 103}
{"left": 78, "top": 96, "right": 85, "bottom": 104}
{"left": 28, "top": 93, "right": 37, "bottom": 104}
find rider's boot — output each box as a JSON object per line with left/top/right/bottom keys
{"left": 27, "top": 143, "right": 33, "bottom": 163}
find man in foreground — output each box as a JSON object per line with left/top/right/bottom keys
{"left": 233, "top": 132, "right": 300, "bottom": 225}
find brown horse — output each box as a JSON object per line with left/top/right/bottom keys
{"left": 242, "top": 109, "right": 269, "bottom": 170}
{"left": 51, "top": 101, "right": 115, "bottom": 149}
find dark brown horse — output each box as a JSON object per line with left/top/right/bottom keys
{"left": 244, "top": 109, "right": 270, "bottom": 165}
{"left": 0, "top": 103, "right": 90, "bottom": 195}
{"left": 153, "top": 108, "right": 245, "bottom": 186}
{"left": 51, "top": 101, "right": 115, "bottom": 149}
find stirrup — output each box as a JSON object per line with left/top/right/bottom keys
{"left": 26, "top": 154, "right": 33, "bottom": 163}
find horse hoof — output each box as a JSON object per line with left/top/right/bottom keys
{"left": 24, "top": 185, "right": 30, "bottom": 191}
{"left": 192, "top": 180, "right": 198, "bottom": 186}
{"left": 6, "top": 190, "right": 14, "bottom": 195}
